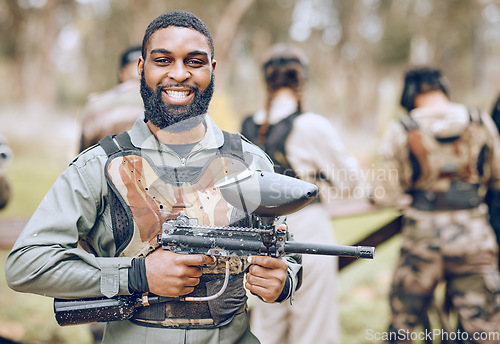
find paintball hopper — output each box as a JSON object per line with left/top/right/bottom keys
{"left": 215, "top": 170, "right": 318, "bottom": 217}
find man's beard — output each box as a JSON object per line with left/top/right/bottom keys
{"left": 140, "top": 71, "right": 214, "bottom": 133}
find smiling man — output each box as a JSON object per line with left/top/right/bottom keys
{"left": 139, "top": 24, "right": 215, "bottom": 135}
{"left": 5, "top": 11, "right": 302, "bottom": 344}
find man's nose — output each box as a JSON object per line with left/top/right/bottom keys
{"left": 167, "top": 62, "right": 190, "bottom": 82}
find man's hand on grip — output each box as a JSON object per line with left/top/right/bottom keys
{"left": 245, "top": 255, "right": 288, "bottom": 302}
{"left": 145, "top": 249, "right": 215, "bottom": 297}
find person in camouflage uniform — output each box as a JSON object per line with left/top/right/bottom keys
{"left": 78, "top": 45, "right": 144, "bottom": 153}
{"left": 486, "top": 96, "right": 500, "bottom": 267}
{"left": 372, "top": 66, "right": 500, "bottom": 344}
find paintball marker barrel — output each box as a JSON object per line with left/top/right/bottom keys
{"left": 284, "top": 241, "right": 374, "bottom": 259}
{"left": 162, "top": 233, "right": 374, "bottom": 259}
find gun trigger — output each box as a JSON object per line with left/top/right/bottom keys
{"left": 205, "top": 256, "right": 219, "bottom": 269}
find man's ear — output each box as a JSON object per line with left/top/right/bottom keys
{"left": 212, "top": 59, "right": 216, "bottom": 72}
{"left": 138, "top": 57, "right": 144, "bottom": 76}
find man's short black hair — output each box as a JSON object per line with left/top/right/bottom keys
{"left": 142, "top": 10, "right": 214, "bottom": 59}
{"left": 400, "top": 66, "right": 449, "bottom": 112}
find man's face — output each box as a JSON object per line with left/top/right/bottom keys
{"left": 138, "top": 26, "right": 216, "bottom": 132}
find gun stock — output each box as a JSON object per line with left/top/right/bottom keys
{"left": 54, "top": 295, "right": 177, "bottom": 326}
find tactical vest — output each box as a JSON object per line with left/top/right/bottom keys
{"left": 400, "top": 108, "right": 489, "bottom": 211}
{"left": 241, "top": 110, "right": 302, "bottom": 177}
{"left": 99, "top": 131, "right": 252, "bottom": 328}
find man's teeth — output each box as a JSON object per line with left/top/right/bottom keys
{"left": 166, "top": 90, "right": 189, "bottom": 98}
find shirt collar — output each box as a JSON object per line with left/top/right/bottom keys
{"left": 129, "top": 113, "right": 224, "bottom": 153}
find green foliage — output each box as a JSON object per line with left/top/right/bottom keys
{"left": 333, "top": 211, "right": 401, "bottom": 343}
{"left": 0, "top": 250, "right": 93, "bottom": 344}
{"left": 0, "top": 152, "right": 66, "bottom": 220}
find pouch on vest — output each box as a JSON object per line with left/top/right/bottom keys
{"left": 400, "top": 110, "right": 488, "bottom": 210}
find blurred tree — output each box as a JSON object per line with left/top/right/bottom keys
{"left": 1, "top": 0, "right": 78, "bottom": 107}
{"left": 0, "top": 0, "right": 500, "bottom": 128}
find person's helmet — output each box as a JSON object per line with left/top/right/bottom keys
{"left": 261, "top": 43, "right": 309, "bottom": 92}
{"left": 400, "top": 66, "right": 449, "bottom": 112}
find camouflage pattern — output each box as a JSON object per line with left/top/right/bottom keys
{"left": 134, "top": 316, "right": 216, "bottom": 327}
{"left": 105, "top": 152, "right": 257, "bottom": 326}
{"left": 79, "top": 78, "right": 143, "bottom": 152}
{"left": 406, "top": 118, "right": 492, "bottom": 191}
{"left": 106, "top": 153, "right": 252, "bottom": 274}
{"left": 373, "top": 103, "right": 500, "bottom": 343}
{"left": 389, "top": 207, "right": 500, "bottom": 343}
{"left": 373, "top": 104, "right": 500, "bottom": 208}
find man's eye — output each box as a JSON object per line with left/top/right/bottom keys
{"left": 188, "top": 60, "right": 204, "bottom": 67}
{"left": 155, "top": 58, "right": 170, "bottom": 64}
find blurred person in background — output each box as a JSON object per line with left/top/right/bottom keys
{"left": 0, "top": 134, "right": 12, "bottom": 210}
{"left": 79, "top": 44, "right": 143, "bottom": 344}
{"left": 486, "top": 96, "right": 500, "bottom": 267}
{"left": 78, "top": 45, "right": 143, "bottom": 152}
{"left": 372, "top": 66, "right": 500, "bottom": 343}
{"left": 241, "top": 43, "right": 361, "bottom": 344}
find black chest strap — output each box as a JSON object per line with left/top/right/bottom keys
{"left": 241, "top": 110, "right": 301, "bottom": 177}
{"left": 99, "top": 132, "right": 135, "bottom": 157}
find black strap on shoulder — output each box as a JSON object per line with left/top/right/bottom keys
{"left": 99, "top": 135, "right": 121, "bottom": 157}
{"left": 99, "top": 132, "right": 136, "bottom": 157}
{"left": 400, "top": 116, "right": 421, "bottom": 183}
{"left": 400, "top": 116, "right": 418, "bottom": 132}
{"left": 468, "top": 107, "right": 484, "bottom": 125}
{"left": 220, "top": 131, "right": 244, "bottom": 160}
{"left": 240, "top": 110, "right": 301, "bottom": 178}
{"left": 115, "top": 132, "right": 136, "bottom": 150}
{"left": 241, "top": 116, "right": 258, "bottom": 145}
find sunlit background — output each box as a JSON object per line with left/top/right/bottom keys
{"left": 1, "top": 0, "right": 499, "bottom": 343}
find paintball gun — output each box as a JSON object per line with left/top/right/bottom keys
{"left": 54, "top": 170, "right": 374, "bottom": 326}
